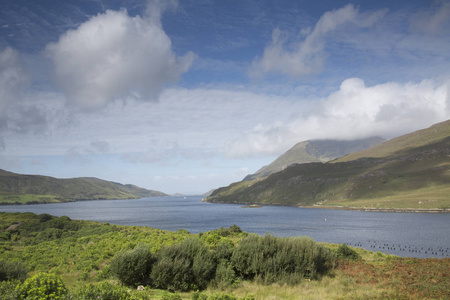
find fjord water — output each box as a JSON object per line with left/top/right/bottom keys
{"left": 1, "top": 196, "right": 448, "bottom": 258}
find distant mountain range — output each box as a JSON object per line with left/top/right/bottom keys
{"left": 0, "top": 170, "right": 167, "bottom": 205}
{"left": 243, "top": 137, "right": 385, "bottom": 181}
{"left": 205, "top": 120, "right": 450, "bottom": 211}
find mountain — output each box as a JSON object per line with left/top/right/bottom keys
{"left": 205, "top": 120, "right": 450, "bottom": 211}
{"left": 243, "top": 137, "right": 385, "bottom": 181}
{"left": 0, "top": 170, "right": 167, "bottom": 205}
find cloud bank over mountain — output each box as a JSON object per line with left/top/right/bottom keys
{"left": 225, "top": 78, "right": 449, "bottom": 157}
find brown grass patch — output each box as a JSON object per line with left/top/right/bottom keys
{"left": 337, "top": 258, "right": 450, "bottom": 299}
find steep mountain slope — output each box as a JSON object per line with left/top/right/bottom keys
{"left": 334, "top": 119, "right": 450, "bottom": 162}
{"left": 206, "top": 120, "right": 450, "bottom": 210}
{"left": 244, "top": 137, "right": 385, "bottom": 181}
{"left": 0, "top": 170, "right": 167, "bottom": 204}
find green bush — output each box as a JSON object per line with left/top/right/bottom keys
{"left": 68, "top": 282, "right": 148, "bottom": 300}
{"left": 0, "top": 260, "right": 28, "bottom": 282}
{"left": 336, "top": 244, "right": 361, "bottom": 260}
{"left": 39, "top": 214, "right": 53, "bottom": 223}
{"left": 213, "top": 260, "right": 238, "bottom": 289}
{"left": 0, "top": 280, "right": 20, "bottom": 300}
{"left": 151, "top": 238, "right": 215, "bottom": 291}
{"left": 161, "top": 293, "right": 182, "bottom": 300}
{"left": 214, "top": 241, "right": 234, "bottom": 261}
{"left": 110, "top": 245, "right": 156, "bottom": 286}
{"left": 231, "top": 235, "right": 335, "bottom": 283}
{"left": 16, "top": 272, "right": 67, "bottom": 300}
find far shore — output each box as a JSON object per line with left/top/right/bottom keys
{"left": 299, "top": 205, "right": 449, "bottom": 213}
{"left": 241, "top": 204, "right": 263, "bottom": 208}
{"left": 204, "top": 199, "right": 448, "bottom": 213}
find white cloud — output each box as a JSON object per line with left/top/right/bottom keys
{"left": 226, "top": 78, "right": 450, "bottom": 157}
{"left": 0, "top": 47, "right": 28, "bottom": 130}
{"left": 90, "top": 140, "right": 110, "bottom": 153}
{"left": 249, "top": 4, "right": 386, "bottom": 78}
{"left": 45, "top": 5, "right": 194, "bottom": 110}
{"left": 409, "top": 1, "right": 450, "bottom": 35}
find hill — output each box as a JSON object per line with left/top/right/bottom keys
{"left": 244, "top": 137, "right": 385, "bottom": 181}
{"left": 0, "top": 169, "right": 167, "bottom": 204}
{"left": 334, "top": 119, "right": 450, "bottom": 162}
{"left": 205, "top": 120, "right": 450, "bottom": 211}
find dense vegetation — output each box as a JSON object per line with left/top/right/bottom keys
{"left": 0, "top": 169, "right": 166, "bottom": 205}
{"left": 206, "top": 120, "right": 450, "bottom": 210}
{"left": 0, "top": 212, "right": 448, "bottom": 299}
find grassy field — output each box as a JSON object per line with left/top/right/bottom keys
{"left": 0, "top": 194, "right": 65, "bottom": 205}
{"left": 320, "top": 185, "right": 450, "bottom": 210}
{"left": 0, "top": 212, "right": 448, "bottom": 299}
{"left": 334, "top": 119, "right": 450, "bottom": 163}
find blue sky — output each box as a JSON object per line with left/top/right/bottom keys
{"left": 0, "top": 0, "right": 449, "bottom": 194}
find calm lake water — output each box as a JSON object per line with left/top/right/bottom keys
{"left": 1, "top": 196, "right": 449, "bottom": 259}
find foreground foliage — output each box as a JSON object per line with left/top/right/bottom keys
{"left": 0, "top": 212, "right": 448, "bottom": 299}
{"left": 16, "top": 272, "right": 67, "bottom": 300}
{"left": 110, "top": 245, "right": 156, "bottom": 287}
{"left": 231, "top": 235, "right": 334, "bottom": 284}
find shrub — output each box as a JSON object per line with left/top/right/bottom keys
{"left": 39, "top": 214, "right": 53, "bottom": 223}
{"left": 0, "top": 260, "right": 28, "bottom": 282}
{"left": 16, "top": 272, "right": 67, "bottom": 300}
{"left": 336, "top": 244, "right": 361, "bottom": 260}
{"left": 151, "top": 238, "right": 215, "bottom": 291}
{"left": 0, "top": 280, "right": 20, "bottom": 300}
{"left": 228, "top": 225, "right": 243, "bottom": 235}
{"left": 214, "top": 241, "right": 234, "bottom": 262}
{"left": 231, "top": 235, "right": 335, "bottom": 283}
{"left": 213, "top": 260, "right": 238, "bottom": 289}
{"left": 161, "top": 293, "right": 182, "bottom": 300}
{"left": 68, "top": 282, "right": 148, "bottom": 300}
{"left": 110, "top": 245, "right": 156, "bottom": 287}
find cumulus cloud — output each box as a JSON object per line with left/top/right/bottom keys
{"left": 249, "top": 4, "right": 386, "bottom": 78}
{"left": 226, "top": 78, "right": 450, "bottom": 157}
{"left": 45, "top": 4, "right": 194, "bottom": 110}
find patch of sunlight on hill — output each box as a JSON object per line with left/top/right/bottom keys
{"left": 323, "top": 185, "right": 450, "bottom": 210}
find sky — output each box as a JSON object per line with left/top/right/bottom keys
{"left": 0, "top": 0, "right": 449, "bottom": 195}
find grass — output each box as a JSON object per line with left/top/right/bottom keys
{"left": 0, "top": 194, "right": 64, "bottom": 205}
{"left": 211, "top": 256, "right": 449, "bottom": 300}
{"left": 206, "top": 120, "right": 450, "bottom": 211}
{"left": 335, "top": 119, "right": 450, "bottom": 162}
{"left": 323, "top": 185, "right": 450, "bottom": 210}
{"left": 0, "top": 212, "right": 448, "bottom": 299}
{"left": 0, "top": 169, "right": 166, "bottom": 205}
{"left": 207, "top": 135, "right": 450, "bottom": 210}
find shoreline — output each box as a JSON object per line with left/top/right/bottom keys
{"left": 299, "top": 205, "right": 449, "bottom": 213}
{"left": 205, "top": 199, "right": 449, "bottom": 213}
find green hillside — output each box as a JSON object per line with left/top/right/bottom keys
{"left": 334, "top": 120, "right": 450, "bottom": 162}
{"left": 206, "top": 120, "right": 450, "bottom": 211}
{"left": 0, "top": 170, "right": 167, "bottom": 205}
{"left": 244, "top": 137, "right": 384, "bottom": 181}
